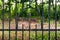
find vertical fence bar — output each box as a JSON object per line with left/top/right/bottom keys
{"left": 8, "top": 0, "right": 11, "bottom": 40}
{"left": 21, "top": 0, "right": 24, "bottom": 40}
{"left": 29, "top": 24, "right": 30, "bottom": 40}
{"left": 35, "top": 0, "right": 41, "bottom": 40}
{"left": 2, "top": 0, "right": 4, "bottom": 40}
{"left": 35, "top": 24, "right": 37, "bottom": 40}
{"left": 35, "top": 1, "right": 37, "bottom": 40}
{"left": 22, "top": 24, "right": 24, "bottom": 40}
{"left": 28, "top": 0, "right": 31, "bottom": 40}
{"left": 21, "top": 0, "right": 24, "bottom": 10}
{"left": 48, "top": 0, "right": 50, "bottom": 40}
{"left": 54, "top": 0, "right": 57, "bottom": 40}
{"left": 41, "top": 0, "right": 44, "bottom": 40}
{"left": 15, "top": 0, "right": 18, "bottom": 40}
{"left": 35, "top": 1, "right": 40, "bottom": 40}
{"left": 35, "top": 0, "right": 40, "bottom": 17}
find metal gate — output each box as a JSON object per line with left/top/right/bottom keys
{"left": 0, "top": 0, "right": 60, "bottom": 40}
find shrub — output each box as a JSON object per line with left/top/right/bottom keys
{"left": 0, "top": 0, "right": 60, "bottom": 20}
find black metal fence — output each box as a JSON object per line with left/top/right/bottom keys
{"left": 0, "top": 0, "right": 60, "bottom": 40}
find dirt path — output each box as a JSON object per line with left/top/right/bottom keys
{"left": 0, "top": 20, "right": 59, "bottom": 29}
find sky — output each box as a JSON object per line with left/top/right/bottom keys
{"left": 4, "top": 0, "right": 47, "bottom": 5}
{"left": 4, "top": 0, "right": 45, "bottom": 3}
{"left": 4, "top": 0, "right": 8, "bottom": 3}
{"left": 4, "top": 0, "right": 60, "bottom": 5}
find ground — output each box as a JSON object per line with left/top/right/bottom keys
{"left": 0, "top": 19, "right": 60, "bottom": 40}
{"left": 0, "top": 18, "right": 60, "bottom": 29}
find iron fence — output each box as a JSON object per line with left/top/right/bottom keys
{"left": 0, "top": 0, "right": 60, "bottom": 40}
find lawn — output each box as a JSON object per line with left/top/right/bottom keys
{"left": 0, "top": 31, "right": 60, "bottom": 40}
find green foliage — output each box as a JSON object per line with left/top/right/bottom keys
{"left": 57, "top": 5, "right": 60, "bottom": 20}
{"left": 0, "top": 0, "right": 60, "bottom": 20}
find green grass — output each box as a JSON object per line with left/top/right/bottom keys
{"left": 30, "top": 31, "right": 60, "bottom": 40}
{"left": 0, "top": 31, "right": 60, "bottom": 40}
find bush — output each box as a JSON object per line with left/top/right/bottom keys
{"left": 0, "top": 0, "right": 60, "bottom": 20}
